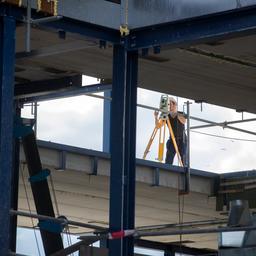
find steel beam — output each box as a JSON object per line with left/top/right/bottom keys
{"left": 15, "top": 75, "right": 82, "bottom": 99}
{"left": 137, "top": 225, "right": 256, "bottom": 237}
{"left": 9, "top": 105, "right": 21, "bottom": 253}
{"left": 19, "top": 83, "right": 112, "bottom": 103}
{"left": 182, "top": 101, "right": 191, "bottom": 194}
{"left": 123, "top": 49, "right": 138, "bottom": 256}
{"left": 190, "top": 116, "right": 256, "bottom": 136}
{"left": 0, "top": 4, "right": 120, "bottom": 43}
{"left": 103, "top": 90, "right": 111, "bottom": 153}
{"left": 191, "top": 118, "right": 256, "bottom": 130}
{"left": 10, "top": 209, "right": 106, "bottom": 231}
{"left": 128, "top": 5, "right": 256, "bottom": 50}
{"left": 22, "top": 131, "right": 64, "bottom": 254}
{"left": 0, "top": 15, "right": 16, "bottom": 255}
{"left": 1, "top": 2, "right": 256, "bottom": 51}
{"left": 109, "top": 45, "right": 138, "bottom": 256}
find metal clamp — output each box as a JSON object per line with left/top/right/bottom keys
{"left": 120, "top": 25, "right": 130, "bottom": 36}
{"left": 38, "top": 219, "right": 66, "bottom": 233}
{"left": 29, "top": 169, "right": 50, "bottom": 183}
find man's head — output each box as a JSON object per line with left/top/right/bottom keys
{"left": 169, "top": 97, "right": 177, "bottom": 112}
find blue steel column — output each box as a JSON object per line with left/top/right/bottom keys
{"left": 9, "top": 104, "right": 21, "bottom": 253}
{"left": 123, "top": 50, "right": 138, "bottom": 254}
{"left": 0, "top": 16, "right": 16, "bottom": 255}
{"left": 109, "top": 44, "right": 138, "bottom": 256}
{"left": 103, "top": 90, "right": 111, "bottom": 153}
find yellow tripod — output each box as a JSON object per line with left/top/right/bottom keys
{"left": 143, "top": 114, "right": 184, "bottom": 167}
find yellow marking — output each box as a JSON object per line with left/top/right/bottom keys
{"left": 120, "top": 25, "right": 130, "bottom": 36}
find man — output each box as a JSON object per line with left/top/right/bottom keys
{"left": 154, "top": 97, "right": 187, "bottom": 165}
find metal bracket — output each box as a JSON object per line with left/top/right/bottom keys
{"left": 91, "top": 156, "right": 98, "bottom": 176}
{"left": 38, "top": 219, "right": 65, "bottom": 233}
{"left": 29, "top": 168, "right": 50, "bottom": 183}
{"left": 120, "top": 24, "right": 130, "bottom": 36}
{"left": 152, "top": 167, "right": 160, "bottom": 186}
{"left": 56, "top": 151, "right": 66, "bottom": 171}
{"left": 13, "top": 117, "right": 34, "bottom": 138}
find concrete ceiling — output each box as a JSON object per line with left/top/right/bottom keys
{"left": 15, "top": 25, "right": 256, "bottom": 113}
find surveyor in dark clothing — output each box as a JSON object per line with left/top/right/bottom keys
{"left": 154, "top": 97, "right": 187, "bottom": 166}
{"left": 155, "top": 97, "right": 187, "bottom": 165}
{"left": 166, "top": 97, "right": 187, "bottom": 165}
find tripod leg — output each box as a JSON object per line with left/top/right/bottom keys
{"left": 158, "top": 120, "right": 166, "bottom": 162}
{"left": 143, "top": 120, "right": 163, "bottom": 159}
{"left": 166, "top": 119, "right": 183, "bottom": 167}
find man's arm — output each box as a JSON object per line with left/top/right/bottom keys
{"left": 177, "top": 113, "right": 186, "bottom": 125}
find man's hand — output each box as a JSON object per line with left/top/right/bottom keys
{"left": 177, "top": 113, "right": 186, "bottom": 124}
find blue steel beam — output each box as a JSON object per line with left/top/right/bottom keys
{"left": 0, "top": 15, "right": 16, "bottom": 255}
{"left": 41, "top": 16, "right": 120, "bottom": 45}
{"left": 128, "top": 5, "right": 256, "bottom": 50}
{"left": 19, "top": 83, "right": 112, "bottom": 103}
{"left": 1, "top": 3, "right": 256, "bottom": 51}
{"left": 15, "top": 75, "right": 82, "bottom": 99}
{"left": 109, "top": 45, "right": 138, "bottom": 256}
{"left": 123, "top": 50, "right": 138, "bottom": 255}
{"left": 9, "top": 105, "right": 21, "bottom": 252}
{"left": 103, "top": 90, "right": 111, "bottom": 153}
{"left": 22, "top": 131, "right": 64, "bottom": 254}
{"left": 0, "top": 4, "right": 120, "bottom": 44}
{"left": 109, "top": 44, "right": 126, "bottom": 256}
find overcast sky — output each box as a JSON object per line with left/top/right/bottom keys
{"left": 22, "top": 76, "right": 256, "bottom": 173}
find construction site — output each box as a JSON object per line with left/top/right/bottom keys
{"left": 1, "top": 1, "right": 256, "bottom": 255}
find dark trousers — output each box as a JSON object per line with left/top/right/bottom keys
{"left": 165, "top": 137, "right": 187, "bottom": 165}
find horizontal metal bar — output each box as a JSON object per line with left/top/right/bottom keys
{"left": 245, "top": 183, "right": 256, "bottom": 190}
{"left": 37, "top": 140, "right": 110, "bottom": 158}
{"left": 20, "top": 83, "right": 112, "bottom": 103}
{"left": 136, "top": 218, "right": 227, "bottom": 231}
{"left": 128, "top": 5, "right": 256, "bottom": 50}
{"left": 218, "top": 189, "right": 244, "bottom": 194}
{"left": 191, "top": 118, "right": 256, "bottom": 130}
{"left": 15, "top": 75, "right": 82, "bottom": 99}
{"left": 137, "top": 224, "right": 256, "bottom": 237}
{"left": 190, "top": 116, "right": 256, "bottom": 136}
{"left": 10, "top": 209, "right": 107, "bottom": 231}
{"left": 220, "top": 178, "right": 256, "bottom": 187}
{"left": 9, "top": 253, "right": 27, "bottom": 256}
{"left": 139, "top": 104, "right": 256, "bottom": 137}
{"left": 30, "top": 15, "right": 63, "bottom": 24}
{"left": 221, "top": 170, "right": 256, "bottom": 179}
